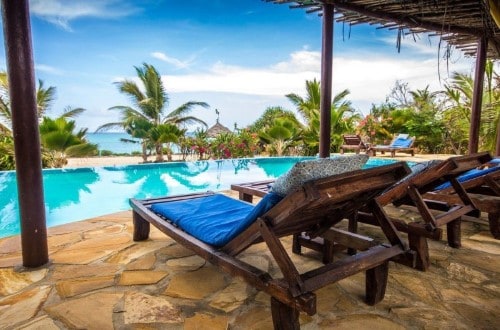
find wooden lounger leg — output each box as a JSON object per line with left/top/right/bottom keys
{"left": 133, "top": 212, "right": 150, "bottom": 241}
{"left": 446, "top": 219, "right": 461, "bottom": 248}
{"left": 322, "top": 239, "right": 334, "bottom": 264}
{"left": 347, "top": 213, "right": 358, "bottom": 255}
{"left": 408, "top": 224, "right": 430, "bottom": 271}
{"left": 239, "top": 192, "right": 253, "bottom": 203}
{"left": 292, "top": 233, "right": 301, "bottom": 255}
{"left": 271, "top": 297, "right": 300, "bottom": 330}
{"left": 489, "top": 212, "right": 500, "bottom": 239}
{"left": 365, "top": 261, "right": 389, "bottom": 305}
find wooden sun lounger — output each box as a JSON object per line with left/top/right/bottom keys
{"left": 368, "top": 136, "right": 415, "bottom": 157}
{"left": 355, "top": 152, "right": 493, "bottom": 270}
{"left": 131, "top": 163, "right": 413, "bottom": 329}
{"left": 423, "top": 167, "right": 500, "bottom": 239}
{"left": 232, "top": 152, "right": 495, "bottom": 272}
{"left": 339, "top": 134, "right": 367, "bottom": 154}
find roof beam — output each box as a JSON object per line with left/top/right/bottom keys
{"left": 324, "top": 0, "right": 484, "bottom": 37}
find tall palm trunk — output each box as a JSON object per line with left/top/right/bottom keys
{"left": 141, "top": 141, "right": 148, "bottom": 162}
{"left": 155, "top": 143, "right": 164, "bottom": 162}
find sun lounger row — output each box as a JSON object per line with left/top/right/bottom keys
{"left": 340, "top": 133, "right": 416, "bottom": 157}
{"left": 130, "top": 152, "right": 498, "bottom": 329}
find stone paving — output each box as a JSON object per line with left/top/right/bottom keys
{"left": 0, "top": 190, "right": 499, "bottom": 329}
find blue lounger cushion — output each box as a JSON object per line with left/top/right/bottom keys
{"left": 150, "top": 193, "right": 283, "bottom": 246}
{"left": 434, "top": 161, "right": 500, "bottom": 190}
{"left": 390, "top": 137, "right": 413, "bottom": 148}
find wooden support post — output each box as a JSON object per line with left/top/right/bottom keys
{"left": 1, "top": 0, "right": 48, "bottom": 267}
{"left": 468, "top": 36, "right": 487, "bottom": 154}
{"left": 271, "top": 297, "right": 300, "bottom": 330}
{"left": 239, "top": 192, "right": 253, "bottom": 203}
{"left": 347, "top": 213, "right": 358, "bottom": 255}
{"left": 319, "top": 3, "right": 334, "bottom": 158}
{"left": 292, "top": 233, "right": 302, "bottom": 255}
{"left": 322, "top": 239, "right": 335, "bottom": 264}
{"left": 365, "top": 261, "right": 389, "bottom": 305}
{"left": 133, "top": 212, "right": 150, "bottom": 241}
{"left": 446, "top": 219, "right": 462, "bottom": 248}
{"left": 408, "top": 223, "right": 430, "bottom": 271}
{"left": 488, "top": 212, "right": 499, "bottom": 239}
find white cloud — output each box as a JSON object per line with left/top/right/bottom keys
{"left": 151, "top": 52, "right": 195, "bottom": 70}
{"left": 30, "top": 0, "right": 140, "bottom": 30}
{"left": 87, "top": 45, "right": 475, "bottom": 131}
{"left": 159, "top": 48, "right": 473, "bottom": 113}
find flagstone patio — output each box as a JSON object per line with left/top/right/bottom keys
{"left": 0, "top": 190, "right": 498, "bottom": 329}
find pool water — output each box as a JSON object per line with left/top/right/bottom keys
{"left": 0, "top": 157, "right": 408, "bottom": 238}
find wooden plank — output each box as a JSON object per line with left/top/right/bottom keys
{"left": 258, "top": 219, "right": 305, "bottom": 297}
{"left": 424, "top": 192, "right": 499, "bottom": 213}
{"left": 301, "top": 245, "right": 403, "bottom": 292}
{"left": 321, "top": 227, "right": 376, "bottom": 251}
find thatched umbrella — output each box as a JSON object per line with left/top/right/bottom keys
{"left": 207, "top": 120, "right": 232, "bottom": 138}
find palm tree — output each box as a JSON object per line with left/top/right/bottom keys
{"left": 97, "top": 63, "right": 209, "bottom": 162}
{"left": 442, "top": 60, "right": 499, "bottom": 154}
{"left": 0, "top": 71, "right": 57, "bottom": 134}
{"left": 287, "top": 79, "right": 360, "bottom": 154}
{"left": 286, "top": 79, "right": 321, "bottom": 126}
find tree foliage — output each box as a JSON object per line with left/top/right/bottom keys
{"left": 97, "top": 63, "right": 209, "bottom": 162}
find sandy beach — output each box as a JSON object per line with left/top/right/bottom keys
{"left": 65, "top": 153, "right": 456, "bottom": 168}
{"left": 66, "top": 154, "right": 187, "bottom": 168}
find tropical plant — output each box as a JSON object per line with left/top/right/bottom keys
{"left": 0, "top": 134, "right": 15, "bottom": 170}
{"left": 148, "top": 123, "right": 184, "bottom": 162}
{"left": 247, "top": 106, "right": 300, "bottom": 133}
{"left": 96, "top": 63, "right": 209, "bottom": 162}
{"left": 39, "top": 108, "right": 97, "bottom": 168}
{"left": 0, "top": 73, "right": 89, "bottom": 169}
{"left": 259, "top": 118, "right": 302, "bottom": 156}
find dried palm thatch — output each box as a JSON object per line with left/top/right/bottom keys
{"left": 267, "top": 0, "right": 500, "bottom": 59}
{"left": 207, "top": 120, "right": 232, "bottom": 138}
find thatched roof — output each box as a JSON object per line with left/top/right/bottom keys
{"left": 267, "top": 0, "right": 500, "bottom": 59}
{"left": 207, "top": 120, "right": 232, "bottom": 138}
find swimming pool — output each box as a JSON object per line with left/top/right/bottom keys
{"left": 0, "top": 157, "right": 409, "bottom": 238}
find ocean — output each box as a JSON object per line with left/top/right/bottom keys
{"left": 86, "top": 133, "right": 141, "bottom": 154}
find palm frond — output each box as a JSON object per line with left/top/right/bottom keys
{"left": 166, "top": 101, "right": 209, "bottom": 119}
{"left": 95, "top": 122, "right": 125, "bottom": 132}
{"left": 167, "top": 116, "right": 207, "bottom": 128}
{"left": 60, "top": 106, "right": 86, "bottom": 119}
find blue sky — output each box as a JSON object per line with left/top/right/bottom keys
{"left": 0, "top": 0, "right": 477, "bottom": 131}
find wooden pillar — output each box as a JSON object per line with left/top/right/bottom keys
{"left": 468, "top": 36, "right": 487, "bottom": 155}
{"left": 319, "top": 3, "right": 334, "bottom": 158}
{"left": 1, "top": 0, "right": 48, "bottom": 267}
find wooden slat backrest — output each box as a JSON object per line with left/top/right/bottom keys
{"left": 343, "top": 134, "right": 363, "bottom": 146}
{"left": 377, "top": 152, "right": 492, "bottom": 206}
{"left": 264, "top": 162, "right": 411, "bottom": 236}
